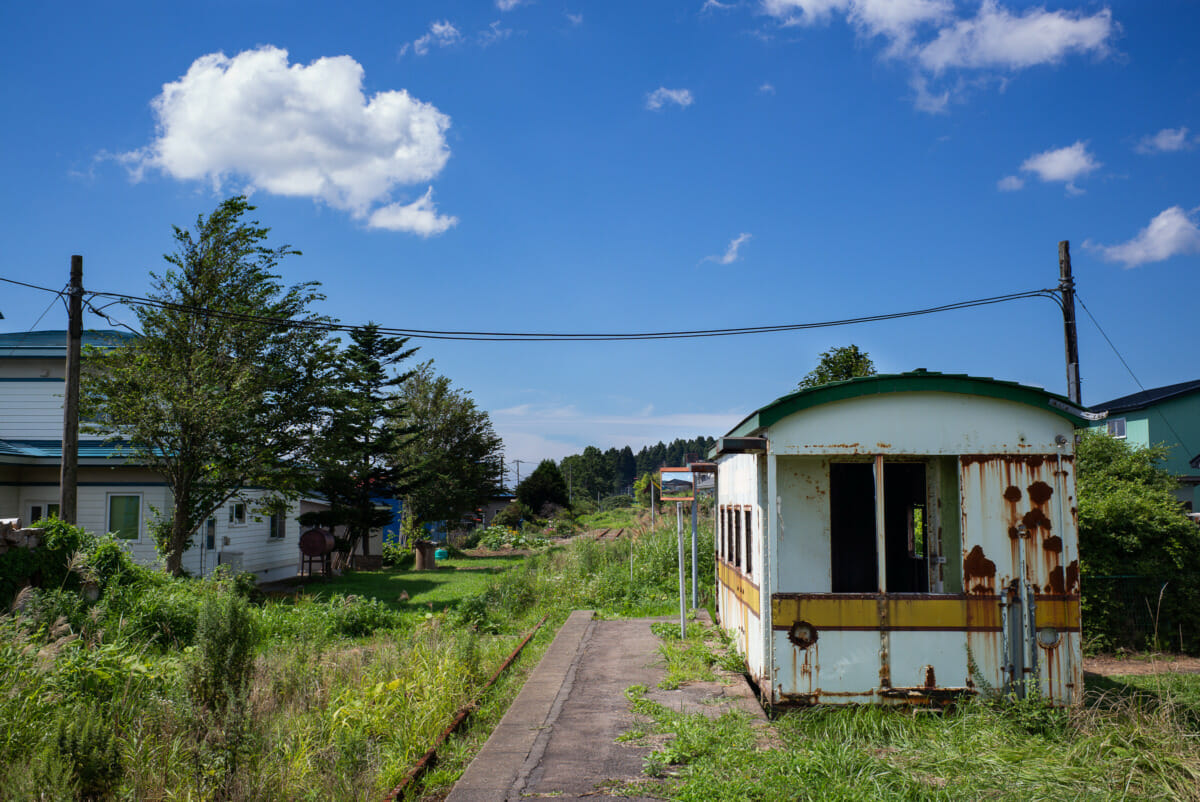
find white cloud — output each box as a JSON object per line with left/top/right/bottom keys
{"left": 1135, "top": 126, "right": 1194, "bottom": 154}
{"left": 645, "top": 87, "right": 694, "bottom": 110}
{"left": 702, "top": 0, "right": 737, "bottom": 11}
{"left": 918, "top": 2, "right": 1113, "bottom": 72}
{"left": 404, "top": 20, "right": 463, "bottom": 56}
{"left": 121, "top": 46, "right": 454, "bottom": 231}
{"left": 1018, "top": 141, "right": 1100, "bottom": 194}
{"left": 496, "top": 0, "right": 525, "bottom": 10}
{"left": 759, "top": 1, "right": 1116, "bottom": 112}
{"left": 1089, "top": 206, "right": 1200, "bottom": 268}
{"left": 997, "top": 175, "right": 1024, "bottom": 192}
{"left": 367, "top": 187, "right": 458, "bottom": 236}
{"left": 565, "top": 12, "right": 583, "bottom": 25}
{"left": 704, "top": 233, "right": 752, "bottom": 264}
{"left": 758, "top": 82, "right": 776, "bottom": 94}
{"left": 479, "top": 20, "right": 513, "bottom": 46}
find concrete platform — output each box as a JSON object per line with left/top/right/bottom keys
{"left": 448, "top": 610, "right": 767, "bottom": 802}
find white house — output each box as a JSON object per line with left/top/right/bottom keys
{"left": 0, "top": 330, "right": 306, "bottom": 582}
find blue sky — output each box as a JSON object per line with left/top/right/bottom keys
{"left": 2, "top": 1, "right": 1198, "bottom": 468}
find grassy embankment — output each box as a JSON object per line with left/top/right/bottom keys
{"left": 0, "top": 508, "right": 696, "bottom": 800}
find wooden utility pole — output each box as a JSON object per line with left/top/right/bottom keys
{"left": 60, "top": 255, "right": 83, "bottom": 524}
{"left": 1059, "top": 241, "right": 1081, "bottom": 405}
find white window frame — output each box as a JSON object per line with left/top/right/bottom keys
{"left": 1106, "top": 417, "right": 1127, "bottom": 439}
{"left": 228, "top": 501, "right": 248, "bottom": 527}
{"left": 27, "top": 500, "right": 61, "bottom": 525}
{"left": 106, "top": 492, "right": 144, "bottom": 541}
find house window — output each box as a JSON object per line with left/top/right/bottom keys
{"left": 1106, "top": 418, "right": 1127, "bottom": 438}
{"left": 228, "top": 502, "right": 247, "bottom": 526}
{"left": 29, "top": 502, "right": 60, "bottom": 523}
{"left": 268, "top": 512, "right": 287, "bottom": 539}
{"left": 108, "top": 494, "right": 141, "bottom": 540}
{"left": 734, "top": 506, "right": 742, "bottom": 569}
{"left": 205, "top": 518, "right": 217, "bottom": 551}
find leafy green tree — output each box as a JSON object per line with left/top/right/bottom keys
{"left": 304, "top": 324, "right": 418, "bottom": 558}
{"left": 560, "top": 446, "right": 612, "bottom": 502}
{"left": 396, "top": 361, "right": 505, "bottom": 529}
{"left": 612, "top": 445, "right": 637, "bottom": 494}
{"left": 517, "top": 460, "right": 570, "bottom": 515}
{"left": 82, "top": 197, "right": 331, "bottom": 575}
{"left": 798, "top": 344, "right": 876, "bottom": 389}
{"left": 1076, "top": 431, "right": 1200, "bottom": 652}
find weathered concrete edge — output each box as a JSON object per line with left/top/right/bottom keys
{"left": 446, "top": 609, "right": 595, "bottom": 802}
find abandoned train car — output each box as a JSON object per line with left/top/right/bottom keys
{"left": 710, "top": 370, "right": 1086, "bottom": 706}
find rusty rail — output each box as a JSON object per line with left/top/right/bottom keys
{"left": 382, "top": 614, "right": 549, "bottom": 802}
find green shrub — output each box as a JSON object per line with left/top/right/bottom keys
{"left": 53, "top": 704, "right": 123, "bottom": 800}
{"left": 491, "top": 501, "right": 531, "bottom": 529}
{"left": 0, "top": 517, "right": 93, "bottom": 605}
{"left": 125, "top": 580, "right": 205, "bottom": 648}
{"left": 381, "top": 542, "right": 414, "bottom": 569}
{"left": 324, "top": 594, "right": 405, "bottom": 638}
{"left": 187, "top": 589, "right": 259, "bottom": 714}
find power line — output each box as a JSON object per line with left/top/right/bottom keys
{"left": 0, "top": 283, "right": 68, "bottom": 356}
{"left": 1, "top": 276, "right": 1061, "bottom": 343}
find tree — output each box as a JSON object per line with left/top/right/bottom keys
{"left": 1076, "top": 431, "right": 1200, "bottom": 651}
{"left": 82, "top": 197, "right": 331, "bottom": 575}
{"left": 395, "top": 361, "right": 505, "bottom": 530}
{"left": 304, "top": 324, "right": 418, "bottom": 558}
{"left": 798, "top": 344, "right": 876, "bottom": 389}
{"left": 517, "top": 460, "right": 570, "bottom": 515}
{"left": 613, "top": 446, "right": 637, "bottom": 495}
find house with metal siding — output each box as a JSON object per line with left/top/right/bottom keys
{"left": 0, "top": 330, "right": 305, "bottom": 582}
{"left": 1089, "top": 379, "right": 1200, "bottom": 510}
{"left": 710, "top": 370, "right": 1087, "bottom": 706}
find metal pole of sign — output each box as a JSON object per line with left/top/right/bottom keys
{"left": 676, "top": 501, "right": 686, "bottom": 638}
{"left": 690, "top": 496, "right": 698, "bottom": 609}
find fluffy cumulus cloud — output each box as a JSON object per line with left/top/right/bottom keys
{"left": 759, "top": 0, "right": 1115, "bottom": 111}
{"left": 1089, "top": 206, "right": 1200, "bottom": 268}
{"left": 368, "top": 187, "right": 458, "bottom": 236}
{"left": 645, "top": 87, "right": 694, "bottom": 110}
{"left": 704, "top": 233, "right": 752, "bottom": 264}
{"left": 121, "top": 46, "right": 456, "bottom": 235}
{"left": 996, "top": 175, "right": 1024, "bottom": 191}
{"left": 1136, "top": 126, "right": 1194, "bottom": 154}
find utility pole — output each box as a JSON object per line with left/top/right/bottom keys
{"left": 60, "top": 255, "right": 83, "bottom": 524}
{"left": 1059, "top": 241, "right": 1081, "bottom": 405}
{"left": 512, "top": 459, "right": 527, "bottom": 489}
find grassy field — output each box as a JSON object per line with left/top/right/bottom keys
{"left": 299, "top": 555, "right": 526, "bottom": 614}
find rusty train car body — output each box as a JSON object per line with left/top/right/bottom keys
{"left": 711, "top": 371, "right": 1087, "bottom": 706}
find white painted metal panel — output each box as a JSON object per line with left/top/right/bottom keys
{"left": 768, "top": 393, "right": 1073, "bottom": 456}
{"left": 889, "top": 630, "right": 970, "bottom": 689}
{"left": 775, "top": 456, "right": 831, "bottom": 593}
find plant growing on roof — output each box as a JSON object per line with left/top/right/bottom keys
{"left": 81, "top": 197, "right": 333, "bottom": 576}
{"left": 797, "top": 344, "right": 876, "bottom": 389}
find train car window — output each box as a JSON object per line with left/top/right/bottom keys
{"left": 734, "top": 506, "right": 742, "bottom": 568}
{"left": 743, "top": 509, "right": 753, "bottom": 576}
{"left": 884, "top": 463, "right": 929, "bottom": 593}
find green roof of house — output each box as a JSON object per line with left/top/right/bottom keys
{"left": 0, "top": 329, "right": 138, "bottom": 357}
{"left": 0, "top": 439, "right": 137, "bottom": 460}
{"left": 724, "top": 370, "right": 1089, "bottom": 438}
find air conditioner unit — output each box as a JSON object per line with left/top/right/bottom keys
{"left": 218, "top": 551, "right": 244, "bottom": 572}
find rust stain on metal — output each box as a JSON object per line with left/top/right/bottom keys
{"left": 1065, "top": 560, "right": 1080, "bottom": 594}
{"left": 1028, "top": 480, "right": 1054, "bottom": 505}
{"left": 788, "top": 620, "right": 818, "bottom": 650}
{"left": 963, "top": 545, "right": 996, "bottom": 594}
{"left": 1043, "top": 536, "right": 1063, "bottom": 553}
{"left": 1022, "top": 508, "right": 1052, "bottom": 532}
{"left": 924, "top": 665, "right": 936, "bottom": 689}
{"left": 1003, "top": 485, "right": 1022, "bottom": 502}
{"left": 1046, "top": 566, "right": 1065, "bottom": 594}
{"left": 960, "top": 454, "right": 1048, "bottom": 467}
{"left": 876, "top": 442, "right": 892, "bottom": 449}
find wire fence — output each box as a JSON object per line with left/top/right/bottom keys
{"left": 1085, "top": 575, "right": 1185, "bottom": 652}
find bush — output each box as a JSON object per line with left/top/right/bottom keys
{"left": 125, "top": 580, "right": 205, "bottom": 648}
{"left": 381, "top": 542, "right": 414, "bottom": 569}
{"left": 187, "top": 589, "right": 259, "bottom": 713}
{"left": 0, "top": 517, "right": 93, "bottom": 605}
{"left": 323, "top": 594, "right": 405, "bottom": 638}
{"left": 492, "top": 500, "right": 531, "bottom": 529}
{"left": 53, "top": 704, "right": 123, "bottom": 799}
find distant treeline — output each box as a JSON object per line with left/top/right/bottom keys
{"left": 558, "top": 436, "right": 716, "bottom": 500}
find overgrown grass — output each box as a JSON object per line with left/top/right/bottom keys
{"left": 0, "top": 515, "right": 711, "bottom": 800}
{"left": 622, "top": 621, "right": 1200, "bottom": 801}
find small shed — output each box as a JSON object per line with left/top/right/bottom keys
{"left": 711, "top": 371, "right": 1086, "bottom": 706}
